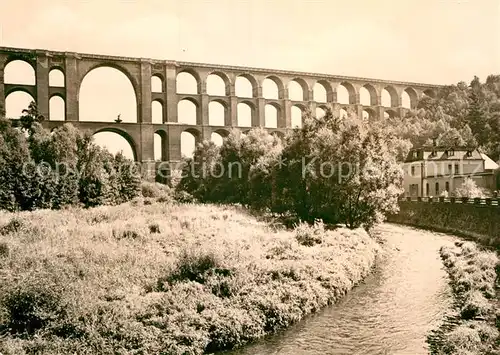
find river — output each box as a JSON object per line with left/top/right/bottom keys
{"left": 223, "top": 223, "right": 459, "bottom": 355}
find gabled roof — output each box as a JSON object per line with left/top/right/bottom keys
{"left": 481, "top": 153, "right": 499, "bottom": 170}
{"left": 404, "top": 146, "right": 482, "bottom": 162}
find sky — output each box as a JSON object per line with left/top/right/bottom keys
{"left": 1, "top": 0, "right": 499, "bottom": 159}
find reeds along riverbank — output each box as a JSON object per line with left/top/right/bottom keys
{"left": 0, "top": 200, "right": 380, "bottom": 355}
{"left": 427, "top": 241, "right": 500, "bottom": 355}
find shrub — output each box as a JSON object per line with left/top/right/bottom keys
{"left": 0, "top": 217, "right": 24, "bottom": 235}
{"left": 1, "top": 279, "right": 66, "bottom": 335}
{"left": 294, "top": 220, "right": 325, "bottom": 246}
{"left": 0, "top": 241, "right": 9, "bottom": 257}
{"left": 149, "top": 223, "right": 161, "bottom": 234}
{"left": 461, "top": 290, "right": 493, "bottom": 319}
{"left": 166, "top": 248, "right": 232, "bottom": 286}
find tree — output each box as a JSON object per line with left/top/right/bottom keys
{"left": 275, "top": 109, "right": 404, "bottom": 228}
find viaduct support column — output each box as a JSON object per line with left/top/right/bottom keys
{"left": 168, "top": 125, "right": 182, "bottom": 162}
{"left": 281, "top": 100, "right": 291, "bottom": 128}
{"left": 138, "top": 60, "right": 155, "bottom": 181}
{"left": 255, "top": 98, "right": 266, "bottom": 127}
{"left": 374, "top": 106, "right": 385, "bottom": 120}
{"left": 165, "top": 64, "right": 178, "bottom": 123}
{"left": 64, "top": 53, "right": 79, "bottom": 121}
{"left": 35, "top": 52, "right": 49, "bottom": 120}
{"left": 355, "top": 104, "right": 364, "bottom": 119}
{"left": 200, "top": 94, "right": 209, "bottom": 126}
{"left": 139, "top": 60, "right": 152, "bottom": 124}
{"left": 0, "top": 57, "right": 4, "bottom": 117}
{"left": 228, "top": 96, "right": 238, "bottom": 126}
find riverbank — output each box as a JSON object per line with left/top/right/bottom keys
{"left": 428, "top": 241, "right": 499, "bottom": 354}
{"left": 387, "top": 200, "right": 500, "bottom": 249}
{"left": 0, "top": 200, "right": 380, "bottom": 355}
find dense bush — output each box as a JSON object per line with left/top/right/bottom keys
{"left": 0, "top": 103, "right": 141, "bottom": 211}
{"left": 178, "top": 109, "right": 404, "bottom": 229}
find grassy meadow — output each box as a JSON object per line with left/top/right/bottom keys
{"left": 0, "top": 195, "right": 380, "bottom": 354}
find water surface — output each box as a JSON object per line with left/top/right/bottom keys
{"left": 223, "top": 223, "right": 458, "bottom": 355}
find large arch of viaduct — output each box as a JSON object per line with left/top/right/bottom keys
{"left": 0, "top": 46, "right": 442, "bottom": 175}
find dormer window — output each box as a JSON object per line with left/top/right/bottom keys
{"left": 448, "top": 149, "right": 454, "bottom": 156}
{"left": 466, "top": 150, "right": 472, "bottom": 157}
{"left": 413, "top": 150, "right": 418, "bottom": 159}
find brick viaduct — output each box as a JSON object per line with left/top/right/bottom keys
{"left": 0, "top": 46, "right": 442, "bottom": 178}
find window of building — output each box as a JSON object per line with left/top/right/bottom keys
{"left": 449, "top": 149, "right": 454, "bottom": 156}
{"left": 411, "top": 166, "right": 415, "bottom": 176}
{"left": 445, "top": 181, "right": 449, "bottom": 192}
{"left": 448, "top": 164, "right": 452, "bottom": 174}
{"left": 455, "top": 164, "right": 459, "bottom": 174}
{"left": 435, "top": 182, "right": 439, "bottom": 196}
{"left": 426, "top": 183, "right": 430, "bottom": 196}
{"left": 466, "top": 150, "right": 472, "bottom": 157}
{"left": 413, "top": 150, "right": 418, "bottom": 159}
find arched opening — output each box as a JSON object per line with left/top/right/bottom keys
{"left": 291, "top": 105, "right": 303, "bottom": 128}
{"left": 313, "top": 82, "right": 328, "bottom": 103}
{"left": 265, "top": 104, "right": 278, "bottom": 128}
{"left": 154, "top": 130, "right": 168, "bottom": 161}
{"left": 360, "top": 84, "right": 377, "bottom": 106}
{"left": 49, "top": 96, "right": 65, "bottom": 121}
{"left": 339, "top": 108, "right": 348, "bottom": 119}
{"left": 384, "top": 109, "right": 398, "bottom": 119}
{"left": 423, "top": 89, "right": 436, "bottom": 98}
{"left": 152, "top": 100, "right": 163, "bottom": 124}
{"left": 151, "top": 75, "right": 163, "bottom": 93}
{"left": 176, "top": 71, "right": 198, "bottom": 94}
{"left": 235, "top": 75, "right": 254, "bottom": 98}
{"left": 92, "top": 131, "right": 136, "bottom": 161}
{"left": 4, "top": 60, "right": 35, "bottom": 85}
{"left": 316, "top": 107, "right": 326, "bottom": 119}
{"left": 211, "top": 132, "right": 224, "bottom": 147}
{"left": 154, "top": 133, "right": 162, "bottom": 161}
{"left": 206, "top": 73, "right": 227, "bottom": 96}
{"left": 237, "top": 102, "right": 252, "bottom": 127}
{"left": 288, "top": 79, "right": 306, "bottom": 101}
{"left": 79, "top": 67, "right": 137, "bottom": 122}
{"left": 177, "top": 99, "right": 197, "bottom": 125}
{"left": 209, "top": 101, "right": 225, "bottom": 126}
{"left": 337, "top": 82, "right": 355, "bottom": 105}
{"left": 401, "top": 91, "right": 411, "bottom": 109}
{"left": 382, "top": 86, "right": 399, "bottom": 107}
{"left": 181, "top": 130, "right": 199, "bottom": 159}
{"left": 362, "top": 108, "right": 376, "bottom": 120}
{"left": 359, "top": 87, "right": 370, "bottom": 106}
{"left": 5, "top": 91, "right": 35, "bottom": 119}
{"left": 263, "top": 77, "right": 279, "bottom": 99}
{"left": 49, "top": 69, "right": 65, "bottom": 87}
{"left": 403, "top": 87, "right": 418, "bottom": 109}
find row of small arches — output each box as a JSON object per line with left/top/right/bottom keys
{"left": 4, "top": 60, "right": 422, "bottom": 111}
{"left": 5, "top": 89, "right": 394, "bottom": 126}
{"left": 7, "top": 89, "right": 392, "bottom": 130}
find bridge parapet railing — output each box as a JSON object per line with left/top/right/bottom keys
{"left": 402, "top": 196, "right": 500, "bottom": 206}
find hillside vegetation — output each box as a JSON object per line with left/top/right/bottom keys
{"left": 0, "top": 198, "right": 380, "bottom": 354}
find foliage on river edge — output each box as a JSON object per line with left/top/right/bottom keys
{"left": 178, "top": 108, "right": 404, "bottom": 230}
{"left": 0, "top": 196, "right": 380, "bottom": 355}
{"left": 428, "top": 241, "right": 500, "bottom": 355}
